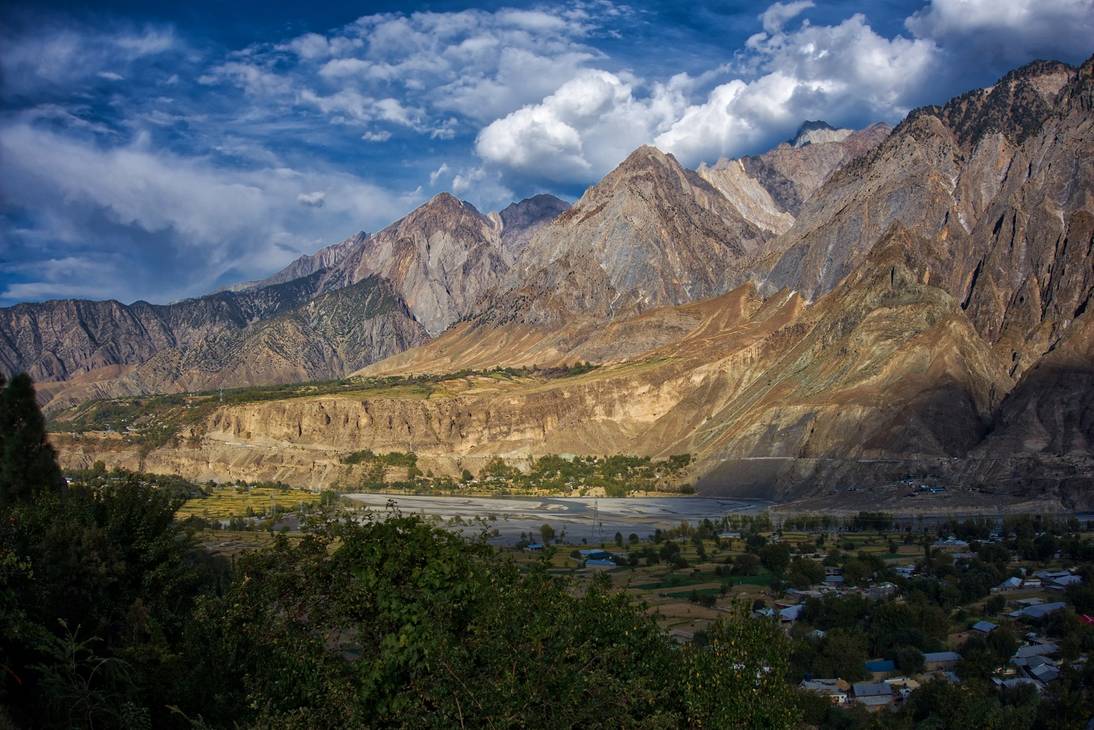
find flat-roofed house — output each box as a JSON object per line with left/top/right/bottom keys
{"left": 853, "top": 682, "right": 894, "bottom": 710}
{"left": 923, "top": 651, "right": 961, "bottom": 671}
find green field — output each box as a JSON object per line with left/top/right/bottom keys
{"left": 177, "top": 486, "right": 320, "bottom": 520}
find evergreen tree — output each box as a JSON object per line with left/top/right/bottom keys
{"left": 0, "top": 373, "right": 64, "bottom": 504}
{"left": 0, "top": 372, "right": 6, "bottom": 464}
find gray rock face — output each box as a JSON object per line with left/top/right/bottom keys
{"left": 494, "top": 194, "right": 569, "bottom": 260}
{"left": 763, "top": 57, "right": 1094, "bottom": 382}
{"left": 235, "top": 232, "right": 368, "bottom": 291}
{"left": 489, "top": 145, "right": 771, "bottom": 327}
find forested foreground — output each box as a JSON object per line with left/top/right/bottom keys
{"left": 2, "top": 371, "right": 1092, "bottom": 729}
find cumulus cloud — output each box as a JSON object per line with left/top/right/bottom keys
{"left": 476, "top": 70, "right": 686, "bottom": 185}
{"left": 296, "top": 191, "right": 326, "bottom": 207}
{"left": 201, "top": 5, "right": 613, "bottom": 133}
{"left": 657, "top": 13, "right": 937, "bottom": 166}
{"left": 477, "top": 9, "right": 938, "bottom": 183}
{"left": 760, "top": 1, "right": 814, "bottom": 34}
{"left": 906, "top": 0, "right": 1094, "bottom": 65}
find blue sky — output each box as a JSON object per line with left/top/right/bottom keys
{"left": 2, "top": 1, "right": 1091, "bottom": 306}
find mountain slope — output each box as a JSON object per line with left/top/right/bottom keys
{"left": 761, "top": 59, "right": 1092, "bottom": 384}
{"left": 476, "top": 145, "right": 771, "bottom": 329}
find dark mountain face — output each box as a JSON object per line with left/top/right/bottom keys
{"left": 496, "top": 194, "right": 569, "bottom": 259}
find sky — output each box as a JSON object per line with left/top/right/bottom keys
{"left": 1, "top": 0, "right": 1092, "bottom": 306}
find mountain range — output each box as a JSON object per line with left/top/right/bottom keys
{"left": 8, "top": 56, "right": 1094, "bottom": 507}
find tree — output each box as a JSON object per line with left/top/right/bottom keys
{"left": 681, "top": 610, "right": 802, "bottom": 729}
{"left": 0, "top": 373, "right": 64, "bottom": 504}
{"left": 787, "top": 557, "right": 825, "bottom": 589}
{"left": 894, "top": 645, "right": 925, "bottom": 675}
{"left": 539, "top": 523, "right": 556, "bottom": 544}
{"left": 813, "top": 629, "right": 868, "bottom": 681}
{"left": 760, "top": 542, "right": 792, "bottom": 576}
{"left": 732, "top": 552, "right": 761, "bottom": 575}
{"left": 984, "top": 594, "right": 1007, "bottom": 616}
{"left": 614, "top": 531, "right": 624, "bottom": 547}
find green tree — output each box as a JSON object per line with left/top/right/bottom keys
{"left": 732, "top": 552, "right": 761, "bottom": 575}
{"left": 894, "top": 645, "right": 924, "bottom": 675}
{"left": 787, "top": 557, "right": 825, "bottom": 588}
{"left": 0, "top": 373, "right": 64, "bottom": 504}
{"left": 760, "top": 542, "right": 792, "bottom": 576}
{"left": 539, "top": 523, "right": 556, "bottom": 544}
{"left": 681, "top": 609, "right": 801, "bottom": 729}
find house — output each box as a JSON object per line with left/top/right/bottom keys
{"left": 971, "top": 620, "right": 998, "bottom": 634}
{"left": 824, "top": 566, "right": 843, "bottom": 576}
{"left": 933, "top": 537, "right": 970, "bottom": 551}
{"left": 579, "top": 549, "right": 613, "bottom": 560}
{"left": 1048, "top": 574, "right": 1081, "bottom": 590}
{"left": 584, "top": 558, "right": 618, "bottom": 569}
{"left": 824, "top": 575, "right": 845, "bottom": 586}
{"left": 1027, "top": 661, "right": 1060, "bottom": 684}
{"left": 524, "top": 542, "right": 545, "bottom": 552}
{"left": 922, "top": 651, "right": 961, "bottom": 671}
{"left": 1033, "top": 569, "right": 1072, "bottom": 581}
{"left": 867, "top": 582, "right": 898, "bottom": 600}
{"left": 993, "top": 677, "right": 1040, "bottom": 691}
{"left": 1022, "top": 578, "right": 1043, "bottom": 589}
{"left": 779, "top": 604, "right": 804, "bottom": 622}
{"left": 800, "top": 678, "right": 849, "bottom": 704}
{"left": 894, "top": 565, "right": 916, "bottom": 578}
{"left": 1015, "top": 602, "right": 1067, "bottom": 620}
{"left": 1013, "top": 643, "right": 1060, "bottom": 661}
{"left": 853, "top": 681, "right": 894, "bottom": 710}
{"left": 717, "top": 530, "right": 741, "bottom": 540}
{"left": 993, "top": 576, "right": 1023, "bottom": 592}
{"left": 864, "top": 659, "right": 896, "bottom": 675}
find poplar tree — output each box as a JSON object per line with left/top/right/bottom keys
{"left": 0, "top": 373, "right": 64, "bottom": 503}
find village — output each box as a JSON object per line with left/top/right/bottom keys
{"left": 511, "top": 513, "right": 1094, "bottom": 719}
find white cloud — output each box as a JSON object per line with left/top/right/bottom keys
{"left": 297, "top": 191, "right": 326, "bottom": 207}
{"left": 0, "top": 24, "right": 177, "bottom": 97}
{"left": 429, "top": 163, "right": 450, "bottom": 186}
{"left": 199, "top": 61, "right": 294, "bottom": 96}
{"left": 203, "top": 5, "right": 615, "bottom": 133}
{"left": 658, "top": 14, "right": 935, "bottom": 165}
{"left": 361, "top": 129, "right": 392, "bottom": 142}
{"left": 0, "top": 123, "right": 419, "bottom": 302}
{"left": 760, "top": 1, "right": 814, "bottom": 34}
{"left": 450, "top": 165, "right": 513, "bottom": 210}
{"left": 297, "top": 88, "right": 418, "bottom": 128}
{"left": 477, "top": 9, "right": 941, "bottom": 182}
{"left": 476, "top": 70, "right": 684, "bottom": 184}
{"left": 906, "top": 0, "right": 1094, "bottom": 64}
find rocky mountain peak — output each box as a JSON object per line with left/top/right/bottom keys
{"left": 788, "top": 120, "right": 853, "bottom": 147}
{"left": 498, "top": 194, "right": 568, "bottom": 230}
{"left": 904, "top": 58, "right": 1077, "bottom": 148}
{"left": 496, "top": 194, "right": 569, "bottom": 259}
